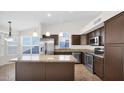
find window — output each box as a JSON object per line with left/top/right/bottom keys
{"left": 32, "top": 37, "right": 40, "bottom": 54}
{"left": 23, "top": 36, "right": 31, "bottom": 45}
{"left": 22, "top": 36, "right": 40, "bottom": 55}
{"left": 0, "top": 33, "right": 5, "bottom": 56}
{"left": 59, "top": 32, "right": 69, "bottom": 48}
{"left": 7, "top": 37, "right": 18, "bottom": 55}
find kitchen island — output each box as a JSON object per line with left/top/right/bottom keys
{"left": 10, "top": 55, "right": 77, "bottom": 81}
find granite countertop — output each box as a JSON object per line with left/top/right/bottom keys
{"left": 54, "top": 48, "right": 93, "bottom": 53}
{"left": 93, "top": 54, "right": 104, "bottom": 58}
{"left": 89, "top": 52, "right": 104, "bottom": 58}
{"left": 55, "top": 48, "right": 104, "bottom": 58}
{"left": 10, "top": 55, "right": 77, "bottom": 63}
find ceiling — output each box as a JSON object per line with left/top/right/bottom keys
{"left": 0, "top": 11, "right": 102, "bottom": 31}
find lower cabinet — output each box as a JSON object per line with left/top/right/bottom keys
{"left": 45, "top": 63, "right": 74, "bottom": 81}
{"left": 94, "top": 56, "right": 104, "bottom": 80}
{"left": 16, "top": 62, "right": 74, "bottom": 81}
{"left": 16, "top": 62, "right": 45, "bottom": 81}
{"left": 104, "top": 44, "right": 124, "bottom": 81}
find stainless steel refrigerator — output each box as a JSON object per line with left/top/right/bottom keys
{"left": 40, "top": 38, "right": 54, "bottom": 55}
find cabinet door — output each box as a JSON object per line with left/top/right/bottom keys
{"left": 105, "top": 13, "right": 124, "bottom": 44}
{"left": 100, "top": 27, "right": 105, "bottom": 46}
{"left": 94, "top": 57, "right": 104, "bottom": 79}
{"left": 80, "top": 35, "right": 87, "bottom": 45}
{"left": 104, "top": 44, "right": 123, "bottom": 81}
{"left": 16, "top": 62, "right": 45, "bottom": 81}
{"left": 72, "top": 35, "right": 81, "bottom": 45}
{"left": 45, "top": 63, "right": 74, "bottom": 81}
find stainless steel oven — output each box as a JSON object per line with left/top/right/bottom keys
{"left": 84, "top": 53, "right": 94, "bottom": 73}
{"left": 89, "top": 36, "right": 100, "bottom": 46}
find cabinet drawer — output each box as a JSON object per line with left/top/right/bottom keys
{"left": 93, "top": 56, "right": 104, "bottom": 80}
{"left": 94, "top": 56, "right": 104, "bottom": 62}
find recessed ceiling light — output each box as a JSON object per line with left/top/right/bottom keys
{"left": 47, "top": 13, "right": 51, "bottom": 17}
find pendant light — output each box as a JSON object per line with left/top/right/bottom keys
{"left": 5, "top": 21, "right": 13, "bottom": 42}
{"left": 45, "top": 31, "right": 50, "bottom": 37}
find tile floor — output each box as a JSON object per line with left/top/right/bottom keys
{"left": 0, "top": 63, "right": 101, "bottom": 81}
{"left": 75, "top": 64, "right": 101, "bottom": 81}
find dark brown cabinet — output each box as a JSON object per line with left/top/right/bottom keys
{"left": 104, "top": 44, "right": 124, "bottom": 81}
{"left": 101, "top": 27, "right": 105, "bottom": 46}
{"left": 16, "top": 62, "right": 45, "bottom": 81}
{"left": 72, "top": 35, "right": 81, "bottom": 45}
{"left": 43, "top": 35, "right": 58, "bottom": 45}
{"left": 16, "top": 62, "right": 74, "bottom": 81}
{"left": 94, "top": 56, "right": 104, "bottom": 80}
{"left": 86, "top": 27, "right": 105, "bottom": 45}
{"left": 104, "top": 12, "right": 124, "bottom": 81}
{"left": 80, "top": 35, "right": 87, "bottom": 45}
{"left": 45, "top": 63, "right": 74, "bottom": 81}
{"left": 105, "top": 13, "right": 124, "bottom": 44}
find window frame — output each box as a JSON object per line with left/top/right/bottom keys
{"left": 59, "top": 32, "right": 70, "bottom": 48}
{"left": 22, "top": 36, "right": 40, "bottom": 55}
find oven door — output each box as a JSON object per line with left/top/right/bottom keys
{"left": 84, "top": 53, "right": 94, "bottom": 72}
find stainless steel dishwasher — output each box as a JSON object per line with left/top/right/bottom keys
{"left": 72, "top": 52, "right": 81, "bottom": 63}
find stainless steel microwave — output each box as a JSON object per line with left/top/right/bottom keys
{"left": 89, "top": 36, "right": 100, "bottom": 46}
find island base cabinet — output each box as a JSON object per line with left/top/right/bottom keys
{"left": 45, "top": 63, "right": 74, "bottom": 81}
{"left": 16, "top": 62, "right": 45, "bottom": 81}
{"left": 15, "top": 62, "right": 74, "bottom": 81}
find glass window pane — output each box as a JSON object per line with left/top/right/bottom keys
{"left": 23, "top": 36, "right": 31, "bottom": 45}
{"left": 8, "top": 41, "right": 17, "bottom": 46}
{"left": 8, "top": 46, "right": 17, "bottom": 54}
{"left": 23, "top": 46, "right": 31, "bottom": 54}
{"left": 60, "top": 42, "right": 65, "bottom": 48}
{"left": 32, "top": 46, "right": 39, "bottom": 54}
{"left": 65, "top": 40, "right": 69, "bottom": 48}
{"left": 32, "top": 37, "right": 40, "bottom": 45}
{"left": 59, "top": 32, "right": 69, "bottom": 48}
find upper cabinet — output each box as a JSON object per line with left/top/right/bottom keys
{"left": 105, "top": 12, "right": 124, "bottom": 44}
{"left": 100, "top": 27, "right": 105, "bottom": 46}
{"left": 71, "top": 35, "right": 81, "bottom": 45}
{"left": 86, "top": 26, "right": 105, "bottom": 46}
{"left": 43, "top": 35, "right": 58, "bottom": 45}
{"left": 80, "top": 35, "right": 87, "bottom": 45}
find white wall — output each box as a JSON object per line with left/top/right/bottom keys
{"left": 0, "top": 26, "right": 19, "bottom": 66}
